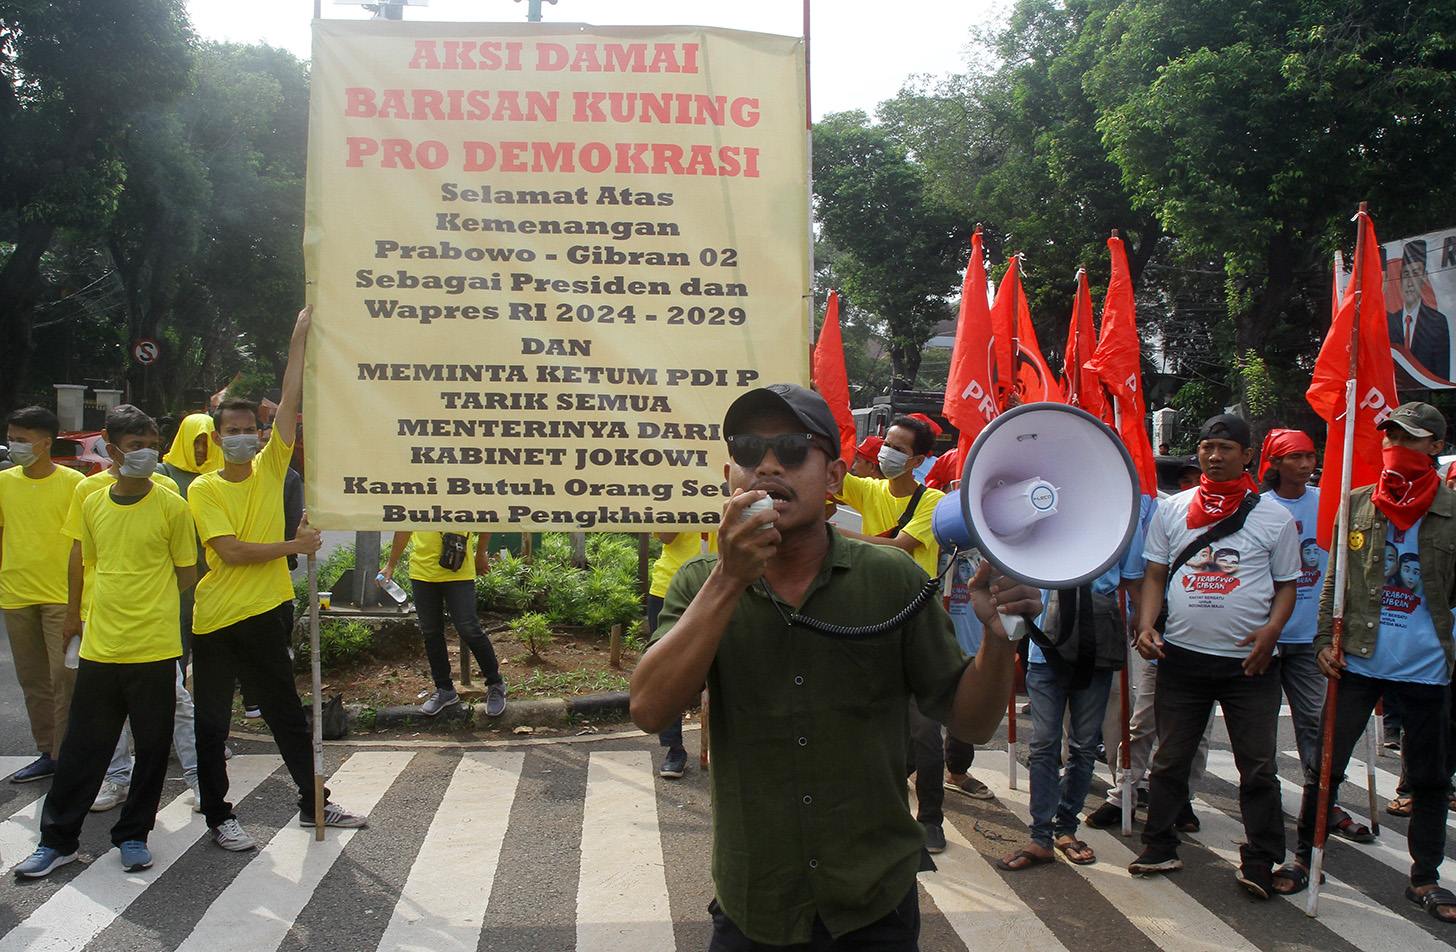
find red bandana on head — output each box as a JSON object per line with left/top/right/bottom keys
{"left": 1188, "top": 472, "right": 1259, "bottom": 529}
{"left": 1372, "top": 444, "right": 1439, "bottom": 530}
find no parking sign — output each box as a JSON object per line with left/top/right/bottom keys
{"left": 132, "top": 339, "right": 159, "bottom": 365}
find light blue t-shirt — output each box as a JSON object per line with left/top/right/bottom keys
{"left": 1269, "top": 487, "right": 1327, "bottom": 645}
{"left": 1345, "top": 517, "right": 1450, "bottom": 685}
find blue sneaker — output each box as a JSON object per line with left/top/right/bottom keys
{"left": 13, "top": 846, "right": 77, "bottom": 878}
{"left": 118, "top": 840, "right": 152, "bottom": 872}
{"left": 9, "top": 755, "right": 57, "bottom": 784}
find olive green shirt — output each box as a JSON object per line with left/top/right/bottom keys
{"left": 654, "top": 526, "right": 971, "bottom": 944}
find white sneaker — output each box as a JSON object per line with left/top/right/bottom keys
{"left": 299, "top": 801, "right": 368, "bottom": 829}
{"left": 211, "top": 818, "right": 256, "bottom": 851}
{"left": 90, "top": 781, "right": 129, "bottom": 812}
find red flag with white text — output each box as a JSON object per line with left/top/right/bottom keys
{"left": 811, "top": 289, "right": 858, "bottom": 467}
{"left": 943, "top": 229, "right": 1000, "bottom": 457}
{"left": 1306, "top": 211, "right": 1397, "bottom": 549}
{"left": 1085, "top": 236, "right": 1157, "bottom": 495}
{"left": 1062, "top": 269, "right": 1108, "bottom": 421}
{"left": 991, "top": 257, "right": 1060, "bottom": 405}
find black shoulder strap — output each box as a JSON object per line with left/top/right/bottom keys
{"left": 893, "top": 484, "right": 927, "bottom": 536}
{"left": 1166, "top": 492, "right": 1260, "bottom": 586}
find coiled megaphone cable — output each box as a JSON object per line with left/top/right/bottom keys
{"left": 756, "top": 546, "right": 958, "bottom": 640}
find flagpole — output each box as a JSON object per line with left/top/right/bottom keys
{"left": 1307, "top": 201, "right": 1368, "bottom": 916}
{"left": 803, "top": 1, "right": 814, "bottom": 323}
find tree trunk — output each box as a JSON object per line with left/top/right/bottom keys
{"left": 0, "top": 222, "right": 59, "bottom": 413}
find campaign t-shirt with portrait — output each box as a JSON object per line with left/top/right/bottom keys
{"left": 1144, "top": 489, "right": 1299, "bottom": 659}
{"left": 1345, "top": 517, "right": 1450, "bottom": 685}
{"left": 1268, "top": 487, "right": 1327, "bottom": 645}
{"left": 838, "top": 473, "right": 944, "bottom": 577}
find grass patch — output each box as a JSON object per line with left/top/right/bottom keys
{"left": 512, "top": 668, "right": 630, "bottom": 699}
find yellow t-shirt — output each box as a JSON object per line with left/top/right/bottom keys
{"left": 0, "top": 464, "right": 83, "bottom": 608}
{"left": 408, "top": 532, "right": 480, "bottom": 583}
{"left": 63, "top": 470, "right": 181, "bottom": 621}
{"left": 79, "top": 484, "right": 195, "bottom": 663}
{"left": 189, "top": 430, "right": 295, "bottom": 634}
{"left": 649, "top": 532, "right": 717, "bottom": 598}
{"left": 839, "top": 474, "right": 944, "bottom": 577}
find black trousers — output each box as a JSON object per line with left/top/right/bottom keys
{"left": 707, "top": 889, "right": 920, "bottom": 951}
{"left": 1295, "top": 671, "right": 1449, "bottom": 886}
{"left": 193, "top": 602, "right": 325, "bottom": 826}
{"left": 906, "top": 700, "right": 944, "bottom": 827}
{"left": 41, "top": 657, "right": 179, "bottom": 853}
{"left": 414, "top": 579, "right": 501, "bottom": 689}
{"left": 1143, "top": 643, "right": 1285, "bottom": 868}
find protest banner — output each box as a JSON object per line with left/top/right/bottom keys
{"left": 1381, "top": 225, "right": 1456, "bottom": 390}
{"left": 303, "top": 20, "right": 809, "bottom": 529}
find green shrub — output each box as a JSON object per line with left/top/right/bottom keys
{"left": 474, "top": 533, "right": 646, "bottom": 632}
{"left": 296, "top": 619, "right": 375, "bottom": 667}
{"left": 510, "top": 611, "right": 554, "bottom": 659}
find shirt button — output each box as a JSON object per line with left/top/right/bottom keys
{"left": 794, "top": 676, "right": 804, "bottom": 686}
{"left": 798, "top": 737, "right": 808, "bottom": 747}
{"left": 803, "top": 795, "right": 812, "bottom": 804}
{"left": 809, "top": 859, "right": 818, "bottom": 869}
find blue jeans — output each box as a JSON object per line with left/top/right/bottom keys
{"left": 1278, "top": 642, "right": 1325, "bottom": 774}
{"left": 414, "top": 579, "right": 501, "bottom": 690}
{"left": 1026, "top": 662, "right": 1113, "bottom": 849}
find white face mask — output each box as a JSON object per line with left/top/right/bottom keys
{"left": 878, "top": 445, "right": 911, "bottom": 479}
{"left": 7, "top": 441, "right": 38, "bottom": 467}
{"left": 220, "top": 432, "right": 261, "bottom": 464}
{"left": 118, "top": 448, "right": 160, "bottom": 479}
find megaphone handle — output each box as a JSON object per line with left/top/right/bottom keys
{"left": 1001, "top": 613, "right": 1030, "bottom": 642}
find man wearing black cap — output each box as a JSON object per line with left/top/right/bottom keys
{"left": 1275, "top": 402, "right": 1456, "bottom": 921}
{"left": 1386, "top": 240, "right": 1451, "bottom": 381}
{"left": 630, "top": 383, "right": 1040, "bottom": 950}
{"left": 1129, "top": 413, "right": 1299, "bottom": 899}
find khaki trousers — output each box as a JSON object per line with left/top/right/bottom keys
{"left": 5, "top": 604, "right": 75, "bottom": 755}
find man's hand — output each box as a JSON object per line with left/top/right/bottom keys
{"left": 965, "top": 561, "right": 1041, "bottom": 640}
{"left": 1135, "top": 626, "right": 1165, "bottom": 660}
{"left": 63, "top": 611, "right": 82, "bottom": 641}
{"left": 1317, "top": 645, "right": 1346, "bottom": 680}
{"left": 293, "top": 513, "right": 323, "bottom": 557}
{"left": 292, "top": 304, "right": 313, "bottom": 341}
{"left": 713, "top": 490, "right": 779, "bottom": 590}
{"left": 1236, "top": 623, "right": 1281, "bottom": 676}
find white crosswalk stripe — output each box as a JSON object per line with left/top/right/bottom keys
{"left": 373, "top": 751, "right": 524, "bottom": 952}
{"left": 0, "top": 758, "right": 36, "bottom": 781}
{"left": 0, "top": 729, "right": 1448, "bottom": 952}
{"left": 173, "top": 750, "right": 412, "bottom": 952}
{"left": 0, "top": 755, "right": 281, "bottom": 952}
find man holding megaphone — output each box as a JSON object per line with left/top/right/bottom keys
{"left": 630, "top": 383, "right": 1040, "bottom": 951}
{"left": 1130, "top": 414, "right": 1299, "bottom": 900}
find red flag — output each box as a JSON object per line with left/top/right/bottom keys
{"left": 1306, "top": 211, "right": 1397, "bottom": 549}
{"left": 1062, "top": 269, "right": 1108, "bottom": 420}
{"left": 942, "top": 229, "right": 1000, "bottom": 457}
{"left": 811, "top": 290, "right": 858, "bottom": 467}
{"left": 991, "top": 255, "right": 1060, "bottom": 405}
{"left": 1086, "top": 235, "right": 1157, "bottom": 495}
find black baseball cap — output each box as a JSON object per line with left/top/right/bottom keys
{"left": 724, "top": 384, "right": 839, "bottom": 445}
{"left": 1198, "top": 414, "right": 1252, "bottom": 448}
{"left": 1380, "top": 402, "right": 1447, "bottom": 441}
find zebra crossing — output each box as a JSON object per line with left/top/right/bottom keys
{"left": 0, "top": 728, "right": 1452, "bottom": 952}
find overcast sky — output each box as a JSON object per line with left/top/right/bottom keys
{"left": 185, "top": 0, "right": 1009, "bottom": 120}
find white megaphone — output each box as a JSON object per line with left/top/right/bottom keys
{"left": 932, "top": 403, "right": 1141, "bottom": 636}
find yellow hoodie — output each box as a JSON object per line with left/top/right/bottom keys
{"left": 162, "top": 413, "right": 223, "bottom": 475}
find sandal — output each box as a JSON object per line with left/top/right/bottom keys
{"left": 996, "top": 848, "right": 1056, "bottom": 871}
{"left": 1271, "top": 863, "right": 1324, "bottom": 896}
{"left": 1387, "top": 796, "right": 1414, "bottom": 817}
{"left": 1328, "top": 812, "right": 1377, "bottom": 844}
{"left": 1055, "top": 838, "right": 1096, "bottom": 865}
{"left": 1407, "top": 885, "right": 1456, "bottom": 923}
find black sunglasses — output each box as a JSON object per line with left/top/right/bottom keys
{"left": 725, "top": 433, "right": 819, "bottom": 468}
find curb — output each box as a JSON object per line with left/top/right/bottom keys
{"left": 354, "top": 690, "right": 631, "bottom": 733}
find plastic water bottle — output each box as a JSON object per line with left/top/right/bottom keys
{"left": 64, "top": 635, "right": 81, "bottom": 669}
{"left": 376, "top": 574, "right": 407, "bottom": 603}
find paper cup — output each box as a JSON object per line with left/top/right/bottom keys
{"left": 318, "top": 591, "right": 332, "bottom": 610}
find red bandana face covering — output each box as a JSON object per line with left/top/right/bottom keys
{"left": 1187, "top": 472, "right": 1258, "bottom": 529}
{"left": 1372, "top": 445, "right": 1439, "bottom": 530}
